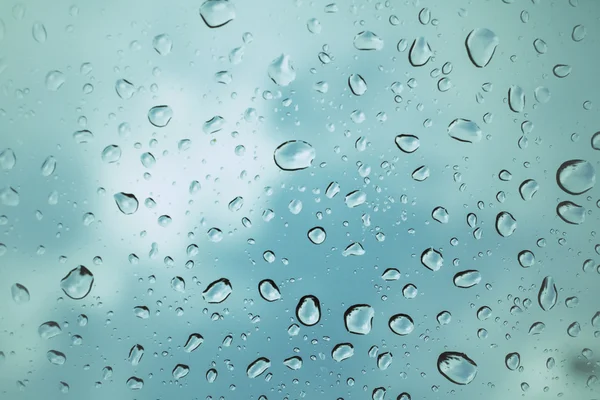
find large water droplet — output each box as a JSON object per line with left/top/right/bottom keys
{"left": 344, "top": 304, "right": 374, "bottom": 335}
{"left": 284, "top": 356, "right": 303, "bottom": 370}
{"left": 556, "top": 201, "right": 585, "bottom": 224}
{"left": 518, "top": 250, "right": 535, "bottom": 268}
{"left": 128, "top": 344, "right": 144, "bottom": 366}
{"left": 307, "top": 227, "right": 326, "bottom": 244}
{"left": 409, "top": 37, "right": 432, "bottom": 67}
{"left": 519, "top": 179, "right": 539, "bottom": 201}
{"left": 148, "top": 105, "right": 173, "bottom": 127}
{"left": 529, "top": 321, "right": 546, "bottom": 335}
{"left": 332, "top": 343, "right": 354, "bottom": 362}
{"left": 184, "top": 333, "right": 203, "bottom": 352}
{"left": 496, "top": 211, "right": 517, "bottom": 237}
{"left": 395, "top": 134, "right": 420, "bottom": 153}
{"left": 207, "top": 227, "right": 223, "bottom": 242}
{"left": 0, "top": 148, "right": 16, "bottom": 170}
{"left": 101, "top": 145, "right": 122, "bottom": 163}
{"left": 32, "top": 22, "right": 47, "bottom": 43}
{"left": 46, "top": 70, "right": 65, "bottom": 91}
{"left": 508, "top": 85, "right": 525, "bottom": 113}
{"left": 126, "top": 377, "right": 144, "bottom": 390}
{"left": 381, "top": 268, "right": 400, "bottom": 281}
{"left": 556, "top": 160, "right": 595, "bottom": 195}
{"left": 202, "top": 278, "right": 232, "bottom": 303}
{"left": 268, "top": 54, "right": 296, "bottom": 86}
{"left": 11, "top": 283, "right": 30, "bottom": 304}
{"left": 553, "top": 64, "right": 572, "bottom": 78}
{"left": 342, "top": 242, "right": 365, "bottom": 257}
{"left": 115, "top": 79, "right": 135, "bottom": 99}
{"left": 152, "top": 34, "right": 172, "bottom": 55}
{"left": 199, "top": 0, "right": 236, "bottom": 28}
{"left": 421, "top": 248, "right": 443, "bottom": 271}
{"left": 348, "top": 74, "right": 367, "bottom": 95}
{"left": 353, "top": 31, "right": 383, "bottom": 51}
{"left": 389, "top": 314, "right": 414, "bottom": 335}
{"left": 258, "top": 279, "right": 281, "bottom": 302}
{"left": 465, "top": 28, "right": 499, "bottom": 67}
{"left": 345, "top": 190, "right": 366, "bottom": 208}
{"left": 60, "top": 266, "right": 93, "bottom": 300}
{"left": 228, "top": 196, "right": 244, "bottom": 212}
{"left": 448, "top": 119, "right": 482, "bottom": 143}
{"left": 172, "top": 364, "right": 190, "bottom": 379}
{"left": 572, "top": 24, "right": 586, "bottom": 42}
{"left": 437, "top": 311, "right": 452, "bottom": 325}
{"left": 567, "top": 321, "right": 581, "bottom": 337}
{"left": 273, "top": 140, "right": 315, "bottom": 171}
{"left": 453, "top": 270, "right": 481, "bottom": 288}
{"left": 296, "top": 295, "right": 321, "bottom": 326}
{"left": 114, "top": 192, "right": 139, "bottom": 215}
{"left": 505, "top": 353, "right": 520, "bottom": 371}
{"left": 203, "top": 115, "right": 225, "bottom": 134}
{"left": 432, "top": 207, "right": 449, "bottom": 223}
{"left": 38, "top": 321, "right": 62, "bottom": 339}
{"left": 437, "top": 352, "right": 478, "bottom": 385}
{"left": 247, "top": 357, "right": 271, "bottom": 378}
{"left": 47, "top": 350, "right": 66, "bottom": 365}
{"left": 73, "top": 130, "right": 94, "bottom": 144}
{"left": 538, "top": 276, "right": 557, "bottom": 311}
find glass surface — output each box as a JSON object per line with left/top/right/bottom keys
{"left": 1, "top": 0, "right": 599, "bottom": 399}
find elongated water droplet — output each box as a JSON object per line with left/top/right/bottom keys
{"left": 152, "top": 34, "right": 172, "bottom": 55}
{"left": 395, "top": 135, "right": 420, "bottom": 153}
{"left": 11, "top": 283, "right": 30, "bottom": 304}
{"left": 0, "top": 148, "right": 16, "bottom": 170}
{"left": 325, "top": 181, "right": 340, "bottom": 198}
{"left": 382, "top": 268, "right": 400, "bottom": 281}
{"left": 296, "top": 295, "right": 320, "bottom": 326}
{"left": 202, "top": 278, "right": 232, "bottom": 303}
{"left": 453, "top": 270, "right": 481, "bottom": 288}
{"left": 115, "top": 79, "right": 135, "bottom": 99}
{"left": 73, "top": 130, "right": 93, "bottom": 143}
{"left": 32, "top": 22, "right": 47, "bottom": 43}
{"left": 412, "top": 166, "right": 430, "bottom": 181}
{"left": 421, "top": 248, "right": 443, "bottom": 271}
{"left": 247, "top": 357, "right": 271, "bottom": 378}
{"left": 274, "top": 140, "right": 315, "bottom": 171}
{"left": 342, "top": 242, "right": 365, "bottom": 257}
{"left": 353, "top": 31, "right": 383, "bottom": 51}
{"left": 556, "top": 160, "right": 595, "bottom": 195}
{"left": 508, "top": 85, "right": 525, "bottom": 113}
{"left": 184, "top": 333, "right": 203, "bottom": 352}
{"left": 496, "top": 211, "right": 517, "bottom": 237}
{"left": 465, "top": 28, "right": 499, "bottom": 67}
{"left": 258, "top": 279, "right": 281, "bottom": 302}
{"left": 332, "top": 343, "right": 354, "bottom": 362}
{"left": 199, "top": 0, "right": 236, "bottom": 28}
{"left": 553, "top": 64, "right": 571, "bottom": 78}
{"left": 46, "top": 70, "right": 65, "bottom": 91}
{"left": 437, "top": 352, "right": 478, "bottom": 385}
{"left": 228, "top": 196, "right": 243, "bottom": 211}
{"left": 505, "top": 353, "right": 520, "bottom": 371}
{"left": 128, "top": 344, "right": 144, "bottom": 366}
{"left": 409, "top": 37, "right": 432, "bottom": 67}
{"left": 203, "top": 115, "right": 225, "bottom": 134}
{"left": 538, "top": 276, "right": 557, "bottom": 311}
{"left": 344, "top": 304, "right": 374, "bottom": 335}
{"left": 60, "top": 266, "right": 93, "bottom": 300}
{"left": 148, "top": 105, "right": 173, "bottom": 127}
{"left": 268, "top": 54, "right": 296, "bottom": 86}
{"left": 448, "top": 118, "right": 482, "bottom": 143}
{"left": 39, "top": 321, "right": 62, "bottom": 339}
{"left": 284, "top": 356, "right": 303, "bottom": 370}
{"left": 533, "top": 38, "right": 547, "bottom": 54}
{"left": 172, "top": 364, "right": 189, "bottom": 379}
{"left": 114, "top": 192, "right": 139, "bottom": 215}
{"left": 47, "top": 350, "right": 66, "bottom": 365}
{"left": 345, "top": 190, "right": 366, "bottom": 208}
{"left": 389, "top": 314, "right": 414, "bottom": 335}
{"left": 101, "top": 145, "right": 121, "bottom": 163}
{"left": 557, "top": 201, "right": 585, "bottom": 224}
{"left": 348, "top": 74, "right": 367, "bottom": 95}
{"left": 307, "top": 227, "right": 326, "bottom": 244}
{"left": 41, "top": 156, "right": 56, "bottom": 176}
{"left": 529, "top": 321, "right": 545, "bottom": 335}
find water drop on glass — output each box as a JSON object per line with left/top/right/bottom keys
{"left": 557, "top": 201, "right": 585, "bottom": 224}
{"left": 453, "top": 270, "right": 481, "bottom": 288}
{"left": 307, "top": 227, "right": 326, "bottom": 244}
{"left": 153, "top": 34, "right": 172, "bottom": 55}
{"left": 496, "top": 211, "right": 517, "bottom": 237}
{"left": 148, "top": 105, "right": 173, "bottom": 127}
{"left": 46, "top": 70, "right": 65, "bottom": 91}
{"left": 114, "top": 192, "right": 138, "bottom": 215}
{"left": 199, "top": 0, "right": 236, "bottom": 28}
{"left": 296, "top": 295, "right": 321, "bottom": 326}
{"left": 508, "top": 85, "right": 525, "bottom": 113}
{"left": 409, "top": 37, "right": 432, "bottom": 67}
{"left": 389, "top": 314, "right": 414, "bottom": 335}
{"left": 519, "top": 179, "right": 539, "bottom": 201}
{"left": 115, "top": 79, "right": 135, "bottom": 99}
{"left": 344, "top": 304, "right": 374, "bottom": 335}
{"left": 101, "top": 145, "right": 121, "bottom": 163}
{"left": 247, "top": 357, "right": 271, "bottom": 378}
{"left": 465, "top": 28, "right": 499, "bottom": 67}
{"left": 268, "top": 54, "right": 296, "bottom": 86}
{"left": 184, "top": 333, "right": 204, "bottom": 352}
{"left": 437, "top": 352, "right": 478, "bottom": 385}
{"left": 448, "top": 119, "right": 482, "bottom": 143}
{"left": 60, "top": 265, "right": 94, "bottom": 300}
{"left": 258, "top": 279, "right": 281, "bottom": 302}
{"left": 39, "top": 321, "right": 62, "bottom": 339}
{"left": 553, "top": 64, "right": 572, "bottom": 78}
{"left": 274, "top": 140, "right": 315, "bottom": 171}
{"left": 556, "top": 160, "right": 595, "bottom": 195}
{"left": 421, "top": 248, "right": 443, "bottom": 271}
{"left": 353, "top": 31, "right": 383, "bottom": 51}
{"left": 11, "top": 283, "right": 30, "bottom": 304}
{"left": 348, "top": 74, "right": 367, "bottom": 96}
{"left": 32, "top": 22, "right": 47, "bottom": 43}
{"left": 202, "top": 278, "right": 232, "bottom": 303}
{"left": 172, "top": 364, "right": 189, "bottom": 379}
{"left": 395, "top": 134, "right": 420, "bottom": 153}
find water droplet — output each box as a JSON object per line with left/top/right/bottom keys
{"left": 284, "top": 356, "right": 303, "bottom": 370}
{"left": 207, "top": 227, "right": 223, "bottom": 242}
{"left": 115, "top": 79, "right": 135, "bottom": 99}
{"left": 421, "top": 248, "right": 443, "bottom": 271}
{"left": 332, "top": 343, "right": 354, "bottom": 362}
{"left": 202, "top": 278, "right": 231, "bottom": 303}
{"left": 128, "top": 344, "right": 144, "bottom": 366}
{"left": 38, "top": 321, "right": 62, "bottom": 339}
{"left": 377, "top": 352, "right": 393, "bottom": 371}
{"left": 453, "top": 270, "right": 481, "bottom": 288}
{"left": 496, "top": 211, "right": 517, "bottom": 237}
{"left": 518, "top": 250, "right": 535, "bottom": 268}
{"left": 101, "top": 145, "right": 121, "bottom": 163}
{"left": 126, "top": 377, "right": 143, "bottom": 390}
{"left": 592, "top": 132, "right": 600, "bottom": 150}
{"left": 247, "top": 357, "right": 271, "bottom": 378}
{"left": 382, "top": 268, "right": 400, "bottom": 281}
{"left": 553, "top": 64, "right": 572, "bottom": 78}
{"left": 199, "top": 0, "right": 236, "bottom": 28}
{"left": 437, "top": 311, "right": 452, "bottom": 325}
{"left": 268, "top": 54, "right": 296, "bottom": 86}
{"left": 11, "top": 283, "right": 30, "bottom": 304}
{"left": 389, "top": 314, "right": 414, "bottom": 335}
{"left": 395, "top": 134, "right": 420, "bottom": 153}
{"left": 345, "top": 190, "right": 366, "bottom": 208}
{"left": 538, "top": 276, "right": 558, "bottom": 311}
{"left": 170, "top": 276, "right": 185, "bottom": 292}
{"left": 348, "top": 74, "right": 367, "bottom": 95}
{"left": 41, "top": 155, "right": 57, "bottom": 176}
{"left": 307, "top": 227, "right": 326, "bottom": 244}
{"left": 465, "top": 28, "right": 499, "bottom": 67}
{"left": 557, "top": 201, "right": 585, "bottom": 224}
{"left": 180, "top": 333, "right": 204, "bottom": 354}
{"left": 437, "top": 352, "right": 478, "bottom": 385}
{"left": 572, "top": 24, "right": 586, "bottom": 41}
{"left": 114, "top": 192, "right": 139, "bottom": 215}
{"left": 228, "top": 196, "right": 243, "bottom": 212}
{"left": 344, "top": 304, "right": 374, "bottom": 335}
{"left": 534, "top": 86, "right": 551, "bottom": 103}
{"left": 505, "top": 353, "right": 520, "bottom": 371}
{"left": 140, "top": 152, "right": 156, "bottom": 169}
{"left": 203, "top": 115, "right": 225, "bottom": 134}
{"left": 0, "top": 186, "right": 18, "bottom": 206}
{"left": 409, "top": 37, "right": 432, "bottom": 67}
{"left": 258, "top": 279, "right": 281, "bottom": 302}
{"left": 431, "top": 206, "right": 449, "bottom": 223}
{"left": 519, "top": 179, "right": 539, "bottom": 201}
{"left": 206, "top": 368, "right": 218, "bottom": 383}
{"left": 172, "top": 364, "right": 189, "bottom": 379}
{"left": 32, "top": 22, "right": 47, "bottom": 43}
{"left": 273, "top": 140, "right": 315, "bottom": 171}
{"left": 342, "top": 242, "right": 365, "bottom": 257}
{"left": 46, "top": 70, "right": 65, "bottom": 91}
{"left": 148, "top": 105, "right": 173, "bottom": 127}
{"left": 73, "top": 130, "right": 94, "bottom": 143}
{"left": 353, "top": 31, "right": 383, "bottom": 51}
{"left": 0, "top": 148, "right": 16, "bottom": 170}
{"left": 529, "top": 321, "right": 546, "bottom": 335}
{"left": 448, "top": 118, "right": 482, "bottom": 143}
{"left": 60, "top": 266, "right": 93, "bottom": 300}
{"left": 556, "top": 160, "right": 595, "bottom": 195}
{"left": 508, "top": 85, "right": 525, "bottom": 113}
{"left": 47, "top": 350, "right": 66, "bottom": 365}
{"left": 296, "top": 295, "right": 321, "bottom": 326}
{"left": 567, "top": 321, "right": 581, "bottom": 337}
{"left": 533, "top": 38, "right": 547, "bottom": 54}
{"left": 152, "top": 34, "right": 172, "bottom": 55}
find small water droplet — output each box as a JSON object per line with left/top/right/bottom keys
{"left": 572, "top": 25, "right": 586, "bottom": 41}
{"left": 41, "top": 156, "right": 57, "bottom": 176}
{"left": 505, "top": 353, "right": 520, "bottom": 371}
{"left": 101, "top": 145, "right": 122, "bottom": 163}
{"left": 32, "top": 22, "right": 47, "bottom": 43}
{"left": 553, "top": 64, "right": 572, "bottom": 78}
{"left": 115, "top": 79, "right": 135, "bottom": 99}
{"left": 348, "top": 74, "right": 367, "bottom": 95}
